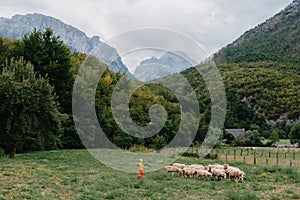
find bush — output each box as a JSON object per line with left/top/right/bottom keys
{"left": 153, "top": 135, "right": 167, "bottom": 150}
{"left": 182, "top": 152, "right": 199, "bottom": 158}
{"left": 204, "top": 153, "right": 218, "bottom": 159}
{"left": 127, "top": 144, "right": 155, "bottom": 153}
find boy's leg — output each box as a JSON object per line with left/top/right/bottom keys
{"left": 139, "top": 170, "right": 144, "bottom": 179}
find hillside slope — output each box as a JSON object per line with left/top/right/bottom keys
{"left": 213, "top": 0, "right": 300, "bottom": 64}
{"left": 180, "top": 0, "right": 300, "bottom": 130}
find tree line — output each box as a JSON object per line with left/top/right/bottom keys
{"left": 0, "top": 29, "right": 299, "bottom": 157}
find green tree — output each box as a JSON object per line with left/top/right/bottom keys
{"left": 0, "top": 58, "right": 64, "bottom": 157}
{"left": 22, "top": 28, "right": 73, "bottom": 113}
{"left": 289, "top": 122, "right": 300, "bottom": 145}
{"left": 153, "top": 135, "right": 167, "bottom": 150}
{"left": 235, "top": 130, "right": 263, "bottom": 147}
{"left": 268, "top": 129, "right": 280, "bottom": 145}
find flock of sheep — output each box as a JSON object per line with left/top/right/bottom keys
{"left": 164, "top": 163, "right": 246, "bottom": 182}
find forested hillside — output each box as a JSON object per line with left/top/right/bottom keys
{"left": 1, "top": 1, "right": 300, "bottom": 156}
{"left": 213, "top": 0, "right": 300, "bottom": 64}
{"left": 207, "top": 0, "right": 300, "bottom": 142}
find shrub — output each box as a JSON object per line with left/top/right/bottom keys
{"left": 127, "top": 144, "right": 155, "bottom": 153}
{"left": 204, "top": 153, "right": 218, "bottom": 159}
{"left": 182, "top": 152, "right": 199, "bottom": 158}
{"left": 153, "top": 135, "right": 167, "bottom": 150}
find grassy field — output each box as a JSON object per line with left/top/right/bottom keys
{"left": 0, "top": 149, "right": 299, "bottom": 200}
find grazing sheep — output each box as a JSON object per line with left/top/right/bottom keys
{"left": 224, "top": 164, "right": 241, "bottom": 173}
{"left": 190, "top": 164, "right": 206, "bottom": 170}
{"left": 182, "top": 167, "right": 196, "bottom": 178}
{"left": 164, "top": 166, "right": 183, "bottom": 176}
{"left": 224, "top": 164, "right": 246, "bottom": 182}
{"left": 165, "top": 162, "right": 246, "bottom": 182}
{"left": 227, "top": 169, "right": 246, "bottom": 182}
{"left": 194, "top": 169, "right": 212, "bottom": 178}
{"left": 211, "top": 168, "right": 226, "bottom": 180}
{"left": 172, "top": 163, "right": 186, "bottom": 169}
{"left": 212, "top": 163, "right": 225, "bottom": 169}
{"left": 237, "top": 170, "right": 246, "bottom": 181}
{"left": 206, "top": 164, "right": 225, "bottom": 172}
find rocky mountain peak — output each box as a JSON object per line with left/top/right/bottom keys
{"left": 0, "top": 13, "right": 129, "bottom": 74}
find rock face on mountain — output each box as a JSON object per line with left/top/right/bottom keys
{"left": 0, "top": 13, "right": 128, "bottom": 73}
{"left": 134, "top": 51, "right": 197, "bottom": 82}
{"left": 213, "top": 0, "right": 300, "bottom": 64}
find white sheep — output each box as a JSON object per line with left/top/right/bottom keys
{"left": 190, "top": 164, "right": 206, "bottom": 170}
{"left": 211, "top": 168, "right": 226, "bottom": 180}
{"left": 224, "top": 164, "right": 241, "bottom": 173}
{"left": 206, "top": 164, "right": 225, "bottom": 172}
{"left": 224, "top": 164, "right": 246, "bottom": 182}
{"left": 194, "top": 169, "right": 212, "bottom": 178}
{"left": 227, "top": 169, "right": 246, "bottom": 182}
{"left": 172, "top": 163, "right": 186, "bottom": 169}
{"left": 182, "top": 166, "right": 196, "bottom": 178}
{"left": 164, "top": 166, "right": 183, "bottom": 176}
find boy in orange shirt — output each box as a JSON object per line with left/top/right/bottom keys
{"left": 137, "top": 159, "right": 147, "bottom": 179}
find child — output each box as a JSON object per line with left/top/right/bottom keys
{"left": 137, "top": 159, "right": 147, "bottom": 179}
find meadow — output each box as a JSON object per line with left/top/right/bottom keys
{"left": 0, "top": 149, "right": 299, "bottom": 200}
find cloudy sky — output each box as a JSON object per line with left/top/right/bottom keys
{"left": 0, "top": 0, "right": 293, "bottom": 71}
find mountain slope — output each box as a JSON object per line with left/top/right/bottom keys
{"left": 213, "top": 0, "right": 300, "bottom": 64}
{"left": 179, "top": 0, "right": 300, "bottom": 129}
{"left": 0, "top": 13, "right": 129, "bottom": 73}
{"left": 134, "top": 51, "right": 196, "bottom": 82}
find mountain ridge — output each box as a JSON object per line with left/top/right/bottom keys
{"left": 134, "top": 51, "right": 197, "bottom": 82}
{"left": 0, "top": 13, "right": 129, "bottom": 73}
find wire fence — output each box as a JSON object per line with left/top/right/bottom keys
{"left": 186, "top": 147, "right": 300, "bottom": 169}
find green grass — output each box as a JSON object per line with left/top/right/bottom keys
{"left": 0, "top": 149, "right": 299, "bottom": 199}
{"left": 262, "top": 139, "right": 292, "bottom": 145}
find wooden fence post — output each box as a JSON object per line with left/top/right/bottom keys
{"left": 276, "top": 151, "right": 279, "bottom": 167}
{"left": 240, "top": 149, "right": 243, "bottom": 156}
{"left": 269, "top": 151, "right": 271, "bottom": 158}
{"left": 290, "top": 160, "right": 292, "bottom": 167}
{"left": 266, "top": 158, "right": 268, "bottom": 168}
{"left": 234, "top": 149, "right": 236, "bottom": 161}
{"left": 243, "top": 156, "right": 246, "bottom": 163}
{"left": 254, "top": 151, "right": 256, "bottom": 165}
{"left": 293, "top": 151, "right": 295, "bottom": 160}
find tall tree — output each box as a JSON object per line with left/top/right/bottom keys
{"left": 289, "top": 122, "right": 300, "bottom": 145}
{"left": 22, "top": 28, "right": 73, "bottom": 113}
{"left": 0, "top": 58, "right": 63, "bottom": 158}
